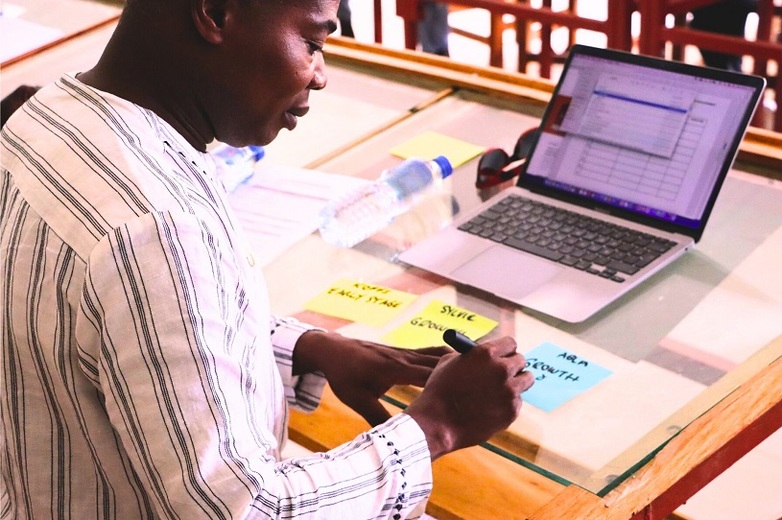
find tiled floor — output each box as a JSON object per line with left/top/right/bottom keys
{"left": 334, "top": 2, "right": 782, "bottom": 519}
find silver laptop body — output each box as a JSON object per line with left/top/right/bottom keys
{"left": 399, "top": 45, "right": 766, "bottom": 323}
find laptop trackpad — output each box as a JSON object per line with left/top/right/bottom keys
{"left": 451, "top": 245, "right": 562, "bottom": 299}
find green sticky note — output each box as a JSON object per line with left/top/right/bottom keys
{"left": 382, "top": 299, "right": 497, "bottom": 349}
{"left": 303, "top": 279, "right": 418, "bottom": 327}
{"left": 389, "top": 131, "right": 485, "bottom": 168}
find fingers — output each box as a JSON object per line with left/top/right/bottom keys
{"left": 400, "top": 346, "right": 453, "bottom": 369}
{"left": 371, "top": 345, "right": 454, "bottom": 387}
{"left": 412, "top": 346, "right": 454, "bottom": 359}
{"left": 332, "top": 380, "right": 394, "bottom": 427}
{"left": 492, "top": 342, "right": 534, "bottom": 394}
{"left": 469, "top": 336, "right": 527, "bottom": 375}
{"left": 472, "top": 337, "right": 534, "bottom": 396}
{"left": 397, "top": 336, "right": 531, "bottom": 393}
{"left": 395, "top": 363, "right": 440, "bottom": 387}
{"left": 517, "top": 369, "right": 535, "bottom": 393}
{"left": 480, "top": 336, "right": 520, "bottom": 357}
{"left": 353, "top": 396, "right": 392, "bottom": 427}
{"left": 392, "top": 351, "right": 459, "bottom": 387}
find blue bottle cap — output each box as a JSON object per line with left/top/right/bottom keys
{"left": 247, "top": 145, "right": 265, "bottom": 162}
{"left": 433, "top": 155, "right": 453, "bottom": 179}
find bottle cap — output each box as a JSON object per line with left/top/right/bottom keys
{"left": 247, "top": 145, "right": 265, "bottom": 162}
{"left": 432, "top": 155, "right": 453, "bottom": 179}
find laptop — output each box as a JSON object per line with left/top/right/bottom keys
{"left": 399, "top": 44, "right": 766, "bottom": 323}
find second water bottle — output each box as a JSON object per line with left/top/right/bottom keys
{"left": 319, "top": 155, "right": 454, "bottom": 248}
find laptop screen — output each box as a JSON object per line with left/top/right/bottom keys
{"left": 521, "top": 45, "right": 765, "bottom": 240}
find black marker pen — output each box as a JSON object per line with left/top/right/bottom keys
{"left": 443, "top": 329, "right": 478, "bottom": 354}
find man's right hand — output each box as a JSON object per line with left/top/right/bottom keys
{"left": 403, "top": 336, "right": 534, "bottom": 460}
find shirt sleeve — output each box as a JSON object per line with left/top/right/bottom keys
{"left": 269, "top": 315, "right": 328, "bottom": 412}
{"left": 78, "top": 210, "right": 433, "bottom": 519}
{"left": 276, "top": 414, "right": 433, "bottom": 519}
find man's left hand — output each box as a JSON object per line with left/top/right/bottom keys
{"left": 293, "top": 330, "right": 451, "bottom": 426}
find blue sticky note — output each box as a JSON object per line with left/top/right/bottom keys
{"left": 522, "top": 342, "right": 612, "bottom": 413}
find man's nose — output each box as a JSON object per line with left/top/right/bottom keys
{"left": 310, "top": 54, "right": 328, "bottom": 90}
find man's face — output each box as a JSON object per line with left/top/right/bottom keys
{"left": 206, "top": 0, "right": 339, "bottom": 147}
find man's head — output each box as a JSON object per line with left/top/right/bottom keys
{"left": 84, "top": 0, "right": 339, "bottom": 149}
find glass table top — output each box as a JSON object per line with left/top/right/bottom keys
{"left": 251, "top": 72, "right": 782, "bottom": 495}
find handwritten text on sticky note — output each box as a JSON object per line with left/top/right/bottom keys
{"left": 521, "top": 342, "right": 612, "bottom": 413}
{"left": 303, "top": 279, "right": 417, "bottom": 327}
{"left": 382, "top": 299, "right": 497, "bottom": 349}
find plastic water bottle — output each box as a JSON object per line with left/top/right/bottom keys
{"left": 319, "top": 155, "right": 453, "bottom": 247}
{"left": 212, "top": 144, "right": 265, "bottom": 192}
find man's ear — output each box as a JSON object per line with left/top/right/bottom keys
{"left": 191, "top": 0, "right": 229, "bottom": 44}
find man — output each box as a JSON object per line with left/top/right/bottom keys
{"left": 0, "top": 0, "right": 534, "bottom": 518}
{"left": 336, "top": 0, "right": 449, "bottom": 57}
{"left": 419, "top": 2, "right": 451, "bottom": 57}
{"left": 337, "top": 0, "right": 354, "bottom": 38}
{"left": 690, "top": 0, "right": 759, "bottom": 72}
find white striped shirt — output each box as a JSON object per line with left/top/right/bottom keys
{"left": 0, "top": 75, "right": 432, "bottom": 519}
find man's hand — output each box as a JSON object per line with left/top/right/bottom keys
{"left": 404, "top": 336, "right": 534, "bottom": 460}
{"left": 293, "top": 330, "right": 451, "bottom": 426}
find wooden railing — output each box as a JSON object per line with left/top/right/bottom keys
{"left": 386, "top": 0, "right": 781, "bottom": 130}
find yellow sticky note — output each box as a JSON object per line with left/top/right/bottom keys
{"left": 303, "top": 279, "right": 418, "bottom": 327}
{"left": 382, "top": 299, "right": 497, "bottom": 349}
{"left": 389, "top": 131, "right": 485, "bottom": 168}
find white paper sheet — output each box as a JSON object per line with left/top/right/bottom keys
{"left": 229, "top": 162, "right": 369, "bottom": 266}
{"left": 1, "top": 7, "right": 64, "bottom": 63}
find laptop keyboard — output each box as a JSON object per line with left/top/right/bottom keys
{"left": 457, "top": 195, "right": 677, "bottom": 283}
